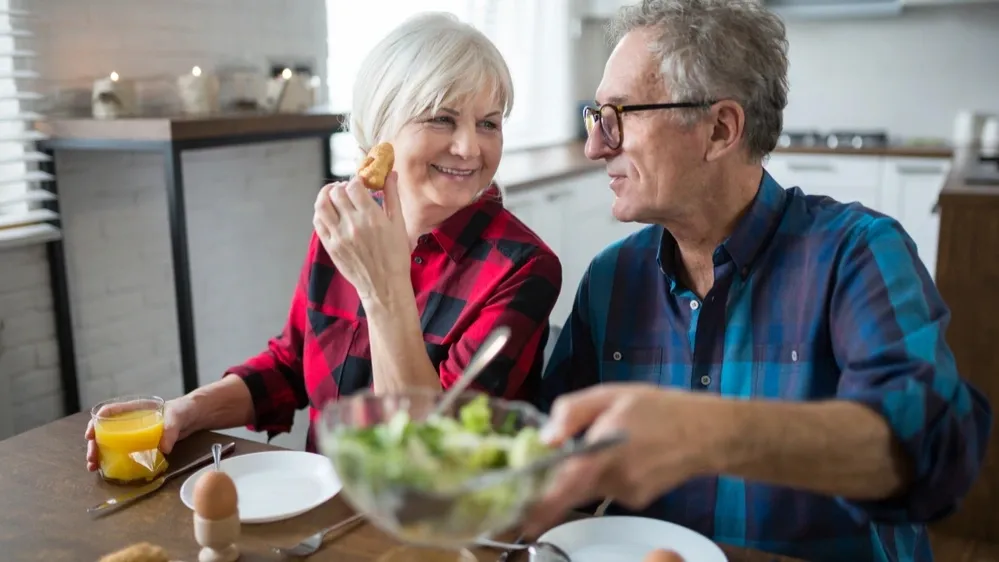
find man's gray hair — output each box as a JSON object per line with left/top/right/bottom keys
{"left": 349, "top": 12, "right": 513, "bottom": 163}
{"left": 608, "top": 0, "right": 789, "bottom": 161}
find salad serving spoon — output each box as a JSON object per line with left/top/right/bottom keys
{"left": 431, "top": 324, "right": 512, "bottom": 417}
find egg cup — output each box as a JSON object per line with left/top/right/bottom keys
{"left": 193, "top": 513, "right": 240, "bottom": 562}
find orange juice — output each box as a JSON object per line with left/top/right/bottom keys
{"left": 94, "top": 408, "right": 169, "bottom": 484}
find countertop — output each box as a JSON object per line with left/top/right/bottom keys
{"left": 35, "top": 111, "right": 347, "bottom": 143}
{"left": 496, "top": 141, "right": 600, "bottom": 190}
{"left": 495, "top": 140, "right": 955, "bottom": 191}
{"left": 941, "top": 150, "right": 999, "bottom": 197}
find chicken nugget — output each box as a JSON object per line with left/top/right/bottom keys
{"left": 357, "top": 142, "right": 395, "bottom": 190}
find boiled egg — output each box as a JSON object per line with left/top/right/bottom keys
{"left": 643, "top": 548, "right": 686, "bottom": 562}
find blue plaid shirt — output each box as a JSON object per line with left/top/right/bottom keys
{"left": 539, "top": 171, "right": 992, "bottom": 562}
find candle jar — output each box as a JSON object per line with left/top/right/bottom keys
{"left": 177, "top": 69, "right": 220, "bottom": 116}
{"left": 91, "top": 74, "right": 137, "bottom": 119}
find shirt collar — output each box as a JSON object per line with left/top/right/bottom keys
{"left": 425, "top": 184, "right": 502, "bottom": 262}
{"left": 656, "top": 170, "right": 787, "bottom": 280}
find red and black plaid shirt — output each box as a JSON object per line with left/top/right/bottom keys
{"left": 225, "top": 185, "right": 562, "bottom": 451}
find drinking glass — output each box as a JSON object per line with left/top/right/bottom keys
{"left": 91, "top": 395, "right": 169, "bottom": 485}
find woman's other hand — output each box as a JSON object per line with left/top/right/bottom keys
{"left": 85, "top": 397, "right": 193, "bottom": 472}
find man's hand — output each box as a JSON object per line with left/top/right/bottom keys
{"left": 525, "top": 383, "right": 733, "bottom": 537}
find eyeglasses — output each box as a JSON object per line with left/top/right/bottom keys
{"left": 583, "top": 101, "right": 717, "bottom": 150}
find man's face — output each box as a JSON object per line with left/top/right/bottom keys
{"left": 585, "top": 28, "right": 712, "bottom": 224}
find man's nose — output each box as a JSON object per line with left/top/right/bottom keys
{"left": 584, "top": 125, "right": 613, "bottom": 160}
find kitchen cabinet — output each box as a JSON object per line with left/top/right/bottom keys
{"left": 502, "top": 171, "right": 644, "bottom": 327}
{"left": 879, "top": 157, "right": 951, "bottom": 280}
{"left": 765, "top": 153, "right": 884, "bottom": 211}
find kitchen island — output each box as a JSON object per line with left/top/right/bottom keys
{"left": 928, "top": 151, "right": 999, "bottom": 552}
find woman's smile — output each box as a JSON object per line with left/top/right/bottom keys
{"left": 431, "top": 163, "right": 479, "bottom": 181}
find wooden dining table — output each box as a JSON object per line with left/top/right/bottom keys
{"left": 0, "top": 412, "right": 804, "bottom": 562}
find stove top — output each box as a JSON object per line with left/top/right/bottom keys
{"left": 778, "top": 129, "right": 889, "bottom": 150}
{"left": 965, "top": 154, "right": 999, "bottom": 186}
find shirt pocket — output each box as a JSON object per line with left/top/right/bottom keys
{"left": 601, "top": 344, "right": 664, "bottom": 384}
{"left": 752, "top": 342, "right": 830, "bottom": 400}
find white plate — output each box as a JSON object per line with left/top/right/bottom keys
{"left": 179, "top": 451, "right": 341, "bottom": 524}
{"left": 537, "top": 516, "right": 728, "bottom": 562}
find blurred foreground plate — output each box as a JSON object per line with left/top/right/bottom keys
{"left": 179, "top": 451, "right": 341, "bottom": 524}
{"left": 537, "top": 516, "right": 728, "bottom": 562}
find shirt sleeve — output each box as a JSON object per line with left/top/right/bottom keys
{"left": 535, "top": 262, "right": 601, "bottom": 414}
{"left": 438, "top": 250, "right": 563, "bottom": 400}
{"left": 223, "top": 233, "right": 315, "bottom": 439}
{"left": 830, "top": 216, "right": 993, "bottom": 524}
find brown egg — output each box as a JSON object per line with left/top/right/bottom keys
{"left": 643, "top": 548, "right": 686, "bottom": 562}
{"left": 193, "top": 470, "right": 239, "bottom": 521}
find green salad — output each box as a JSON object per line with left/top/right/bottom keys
{"left": 322, "top": 394, "right": 555, "bottom": 540}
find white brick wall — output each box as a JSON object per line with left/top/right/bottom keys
{"left": 0, "top": 245, "right": 62, "bottom": 437}
{"left": 0, "top": 0, "right": 327, "bottom": 444}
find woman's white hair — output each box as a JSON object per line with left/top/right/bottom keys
{"left": 608, "top": 0, "right": 789, "bottom": 161}
{"left": 349, "top": 12, "right": 514, "bottom": 158}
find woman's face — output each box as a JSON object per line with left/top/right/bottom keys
{"left": 391, "top": 89, "right": 504, "bottom": 212}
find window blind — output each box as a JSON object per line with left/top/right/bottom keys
{"left": 0, "top": 0, "right": 59, "bottom": 251}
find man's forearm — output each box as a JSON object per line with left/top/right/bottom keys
{"left": 363, "top": 283, "right": 442, "bottom": 395}
{"left": 713, "top": 399, "right": 913, "bottom": 500}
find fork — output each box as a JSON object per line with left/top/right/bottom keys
{"left": 271, "top": 513, "right": 365, "bottom": 558}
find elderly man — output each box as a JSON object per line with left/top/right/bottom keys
{"left": 529, "top": 1, "right": 992, "bottom": 561}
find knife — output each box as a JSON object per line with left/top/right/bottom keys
{"left": 87, "top": 441, "right": 236, "bottom": 516}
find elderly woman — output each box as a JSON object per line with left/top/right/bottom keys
{"left": 84, "top": 12, "right": 561, "bottom": 462}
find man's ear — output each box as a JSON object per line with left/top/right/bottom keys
{"left": 704, "top": 100, "right": 746, "bottom": 162}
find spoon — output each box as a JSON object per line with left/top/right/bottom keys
{"left": 431, "top": 325, "right": 512, "bottom": 417}
{"left": 211, "top": 443, "right": 222, "bottom": 471}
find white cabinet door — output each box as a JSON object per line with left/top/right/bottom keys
{"left": 765, "top": 153, "right": 883, "bottom": 211}
{"left": 502, "top": 184, "right": 571, "bottom": 261}
{"left": 502, "top": 182, "right": 577, "bottom": 325}
{"left": 879, "top": 157, "right": 950, "bottom": 280}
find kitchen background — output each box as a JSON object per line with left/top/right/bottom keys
{"left": 0, "top": 0, "right": 997, "bottom": 451}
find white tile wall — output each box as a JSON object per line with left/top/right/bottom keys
{"left": 0, "top": 0, "right": 328, "bottom": 445}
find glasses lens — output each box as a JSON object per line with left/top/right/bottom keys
{"left": 583, "top": 107, "right": 597, "bottom": 134}
{"left": 599, "top": 105, "right": 621, "bottom": 148}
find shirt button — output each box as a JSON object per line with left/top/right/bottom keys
{"left": 690, "top": 300, "right": 699, "bottom": 310}
{"left": 612, "top": 351, "right": 622, "bottom": 361}
{"left": 413, "top": 256, "right": 424, "bottom": 265}
{"left": 700, "top": 375, "right": 711, "bottom": 386}
{"left": 791, "top": 350, "right": 798, "bottom": 362}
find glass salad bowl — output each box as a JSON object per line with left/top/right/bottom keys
{"left": 316, "top": 388, "right": 560, "bottom": 562}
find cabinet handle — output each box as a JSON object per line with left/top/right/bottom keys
{"left": 787, "top": 163, "right": 835, "bottom": 173}
{"left": 545, "top": 190, "right": 573, "bottom": 203}
{"left": 897, "top": 165, "right": 945, "bottom": 175}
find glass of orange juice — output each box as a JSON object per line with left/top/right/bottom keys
{"left": 91, "top": 395, "right": 170, "bottom": 485}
